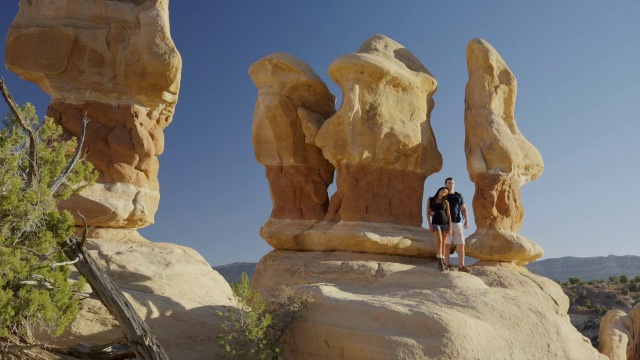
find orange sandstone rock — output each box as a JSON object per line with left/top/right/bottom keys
{"left": 5, "top": 0, "right": 181, "bottom": 228}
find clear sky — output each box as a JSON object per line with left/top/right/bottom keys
{"left": 1, "top": 1, "right": 639, "bottom": 266}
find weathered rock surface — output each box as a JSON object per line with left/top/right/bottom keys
{"left": 249, "top": 52, "right": 336, "bottom": 244}
{"left": 252, "top": 250, "right": 605, "bottom": 360}
{"left": 463, "top": 38, "right": 544, "bottom": 265}
{"left": 315, "top": 34, "right": 441, "bottom": 226}
{"left": 35, "top": 229, "right": 237, "bottom": 360}
{"left": 5, "top": 0, "right": 181, "bottom": 228}
{"left": 599, "top": 303, "right": 640, "bottom": 360}
{"left": 252, "top": 36, "right": 443, "bottom": 257}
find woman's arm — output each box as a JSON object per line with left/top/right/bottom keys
{"left": 426, "top": 199, "right": 432, "bottom": 231}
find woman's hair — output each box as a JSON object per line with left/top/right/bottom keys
{"left": 430, "top": 187, "right": 448, "bottom": 203}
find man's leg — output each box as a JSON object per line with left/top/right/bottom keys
{"left": 456, "top": 242, "right": 465, "bottom": 267}
{"left": 452, "top": 223, "right": 466, "bottom": 268}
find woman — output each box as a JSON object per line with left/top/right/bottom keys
{"left": 427, "top": 187, "right": 452, "bottom": 271}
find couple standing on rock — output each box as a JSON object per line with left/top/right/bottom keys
{"left": 426, "top": 177, "right": 471, "bottom": 273}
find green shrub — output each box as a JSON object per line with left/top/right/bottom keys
{"left": 578, "top": 288, "right": 588, "bottom": 298}
{"left": 595, "top": 305, "right": 607, "bottom": 314}
{"left": 609, "top": 276, "right": 620, "bottom": 283}
{"left": 216, "top": 273, "right": 313, "bottom": 359}
{"left": 620, "top": 275, "right": 629, "bottom": 284}
{"left": 0, "top": 103, "right": 96, "bottom": 338}
{"left": 568, "top": 277, "right": 582, "bottom": 285}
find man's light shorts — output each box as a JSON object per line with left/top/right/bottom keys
{"left": 446, "top": 222, "right": 465, "bottom": 245}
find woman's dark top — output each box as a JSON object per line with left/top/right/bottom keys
{"left": 430, "top": 199, "right": 449, "bottom": 225}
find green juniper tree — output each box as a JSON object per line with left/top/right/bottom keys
{"left": 0, "top": 100, "right": 97, "bottom": 338}
{"left": 217, "top": 273, "right": 313, "bottom": 360}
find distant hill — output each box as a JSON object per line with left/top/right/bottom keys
{"left": 213, "top": 255, "right": 640, "bottom": 283}
{"left": 213, "top": 262, "right": 257, "bottom": 283}
{"left": 526, "top": 255, "right": 640, "bottom": 282}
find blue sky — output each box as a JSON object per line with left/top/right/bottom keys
{"left": 1, "top": 1, "right": 639, "bottom": 266}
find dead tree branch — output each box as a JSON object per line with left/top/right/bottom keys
{"left": 61, "top": 217, "right": 169, "bottom": 360}
{"left": 0, "top": 77, "right": 39, "bottom": 188}
{"left": 50, "top": 114, "right": 89, "bottom": 195}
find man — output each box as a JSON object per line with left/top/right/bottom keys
{"left": 444, "top": 177, "right": 471, "bottom": 273}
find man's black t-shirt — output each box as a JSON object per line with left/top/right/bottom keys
{"left": 447, "top": 192, "right": 465, "bottom": 223}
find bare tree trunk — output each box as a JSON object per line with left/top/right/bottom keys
{"left": 61, "top": 227, "right": 170, "bottom": 360}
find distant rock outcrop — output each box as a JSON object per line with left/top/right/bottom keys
{"left": 527, "top": 255, "right": 640, "bottom": 281}
{"left": 599, "top": 303, "right": 640, "bottom": 360}
{"left": 252, "top": 250, "right": 605, "bottom": 360}
{"left": 463, "top": 38, "right": 544, "bottom": 265}
{"left": 5, "top": 0, "right": 182, "bottom": 228}
{"left": 213, "top": 262, "right": 258, "bottom": 283}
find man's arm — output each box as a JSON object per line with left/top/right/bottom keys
{"left": 461, "top": 203, "right": 469, "bottom": 229}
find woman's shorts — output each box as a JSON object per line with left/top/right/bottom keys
{"left": 433, "top": 224, "right": 450, "bottom": 232}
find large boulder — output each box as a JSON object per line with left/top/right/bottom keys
{"left": 36, "top": 229, "right": 238, "bottom": 360}
{"left": 5, "top": 0, "right": 182, "bottom": 228}
{"left": 599, "top": 303, "right": 640, "bottom": 360}
{"left": 463, "top": 38, "right": 544, "bottom": 265}
{"left": 252, "top": 250, "right": 605, "bottom": 360}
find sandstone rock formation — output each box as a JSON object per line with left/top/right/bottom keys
{"left": 252, "top": 35, "right": 442, "bottom": 257}
{"left": 249, "top": 53, "right": 336, "bottom": 241}
{"left": 599, "top": 303, "right": 640, "bottom": 360}
{"left": 463, "top": 38, "right": 544, "bottom": 265}
{"left": 35, "top": 229, "right": 238, "bottom": 360}
{"left": 5, "top": 0, "right": 182, "bottom": 228}
{"left": 315, "top": 34, "right": 441, "bottom": 226}
{"left": 252, "top": 251, "right": 606, "bottom": 360}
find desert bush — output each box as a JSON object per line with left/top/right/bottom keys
{"left": 595, "top": 305, "right": 607, "bottom": 314}
{"left": 609, "top": 276, "right": 620, "bottom": 283}
{"left": 634, "top": 276, "right": 640, "bottom": 283}
{"left": 0, "top": 103, "right": 96, "bottom": 338}
{"left": 620, "top": 275, "right": 629, "bottom": 284}
{"left": 568, "top": 277, "right": 582, "bottom": 285}
{"left": 578, "top": 288, "right": 588, "bottom": 298}
{"left": 583, "top": 300, "right": 592, "bottom": 309}
{"left": 216, "top": 273, "right": 313, "bottom": 359}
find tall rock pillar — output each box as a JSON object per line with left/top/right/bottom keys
{"left": 463, "top": 38, "right": 544, "bottom": 265}
{"left": 315, "top": 34, "right": 442, "bottom": 227}
{"left": 249, "top": 53, "right": 336, "bottom": 246}
{"left": 5, "top": 0, "right": 182, "bottom": 228}
{"left": 250, "top": 35, "right": 443, "bottom": 257}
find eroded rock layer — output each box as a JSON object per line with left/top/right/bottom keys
{"left": 252, "top": 251, "right": 606, "bottom": 360}
{"left": 463, "top": 38, "right": 544, "bottom": 265}
{"left": 5, "top": 0, "right": 182, "bottom": 228}
{"left": 316, "top": 34, "right": 441, "bottom": 224}
{"left": 35, "top": 229, "right": 238, "bottom": 360}
{"left": 249, "top": 52, "right": 336, "bottom": 224}
{"left": 251, "top": 35, "right": 443, "bottom": 256}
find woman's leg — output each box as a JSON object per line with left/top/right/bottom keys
{"left": 434, "top": 229, "right": 443, "bottom": 259}
{"left": 444, "top": 231, "right": 451, "bottom": 266}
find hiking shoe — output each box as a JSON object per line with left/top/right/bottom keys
{"left": 446, "top": 265, "right": 456, "bottom": 271}
{"left": 458, "top": 266, "right": 472, "bottom": 273}
{"left": 437, "top": 259, "right": 447, "bottom": 271}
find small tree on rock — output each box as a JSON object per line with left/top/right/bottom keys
{"left": 0, "top": 102, "right": 97, "bottom": 338}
